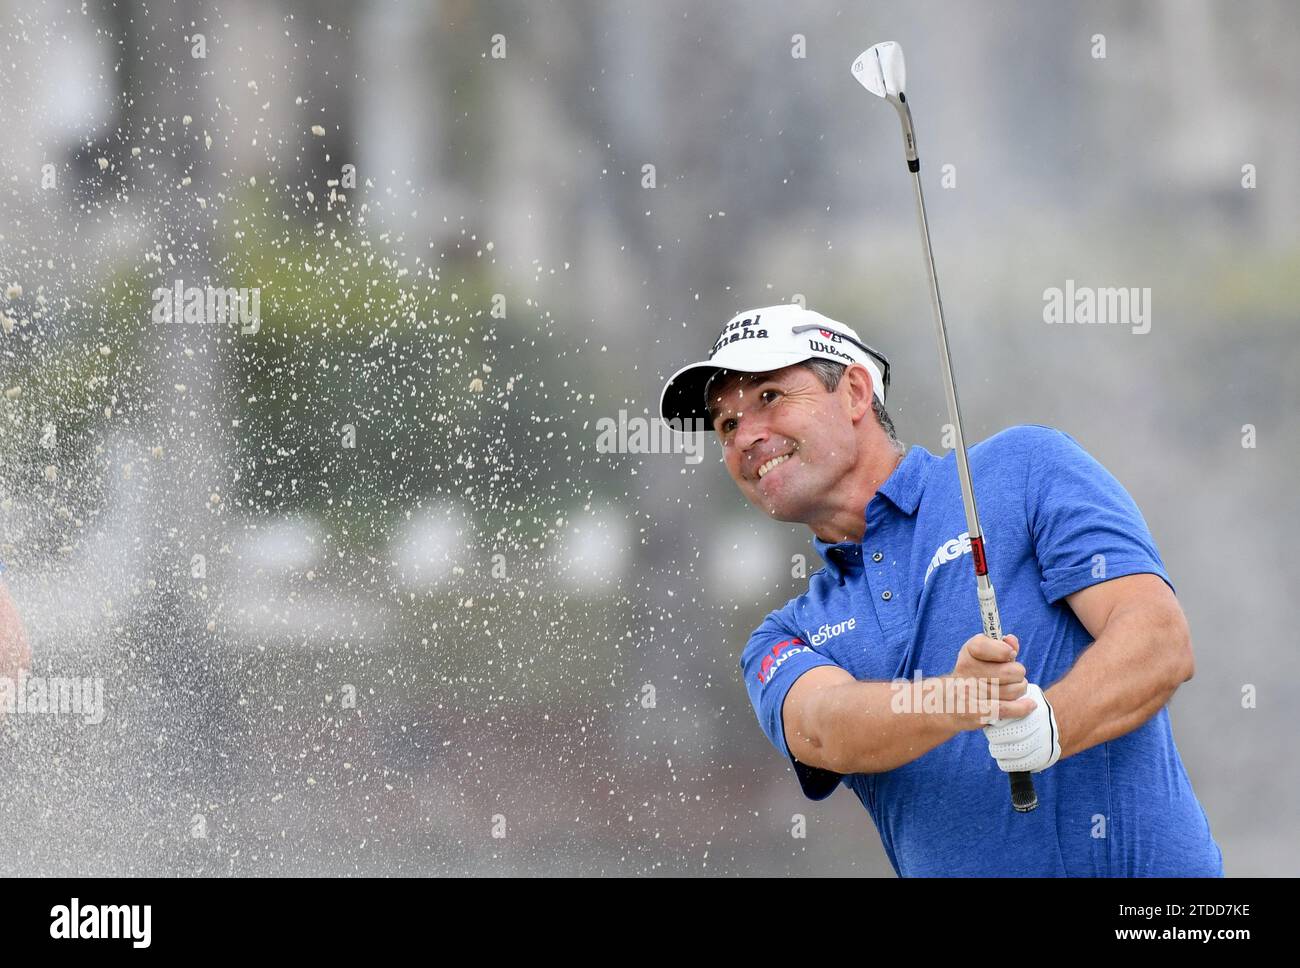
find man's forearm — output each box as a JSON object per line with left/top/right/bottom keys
{"left": 806, "top": 678, "right": 963, "bottom": 775}
{"left": 1046, "top": 600, "right": 1192, "bottom": 761}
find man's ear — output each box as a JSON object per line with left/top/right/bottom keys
{"left": 843, "top": 364, "right": 875, "bottom": 423}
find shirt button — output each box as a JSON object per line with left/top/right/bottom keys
{"left": 881, "top": 590, "right": 893, "bottom": 601}
{"left": 872, "top": 551, "right": 883, "bottom": 562}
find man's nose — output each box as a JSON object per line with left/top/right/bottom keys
{"left": 734, "top": 410, "right": 769, "bottom": 452}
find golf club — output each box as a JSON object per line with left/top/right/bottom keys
{"left": 851, "top": 40, "right": 1038, "bottom": 813}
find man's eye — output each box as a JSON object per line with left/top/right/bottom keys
{"left": 721, "top": 418, "right": 737, "bottom": 434}
{"left": 761, "top": 389, "right": 780, "bottom": 404}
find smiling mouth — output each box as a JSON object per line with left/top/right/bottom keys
{"left": 756, "top": 451, "right": 795, "bottom": 480}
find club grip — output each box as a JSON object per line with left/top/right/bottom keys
{"left": 1010, "top": 771, "right": 1038, "bottom": 812}
{"left": 980, "top": 580, "right": 1038, "bottom": 812}
{"left": 978, "top": 583, "right": 1002, "bottom": 640}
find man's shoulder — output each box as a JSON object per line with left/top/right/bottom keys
{"left": 973, "top": 423, "right": 1080, "bottom": 456}
{"left": 967, "top": 423, "right": 1092, "bottom": 473}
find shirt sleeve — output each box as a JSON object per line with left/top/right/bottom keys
{"left": 740, "top": 609, "right": 845, "bottom": 801}
{"left": 1025, "top": 427, "right": 1174, "bottom": 605}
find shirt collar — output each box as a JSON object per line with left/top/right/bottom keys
{"left": 812, "top": 445, "right": 939, "bottom": 577}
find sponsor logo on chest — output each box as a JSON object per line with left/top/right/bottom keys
{"left": 924, "top": 531, "right": 971, "bottom": 585}
{"left": 809, "top": 616, "right": 856, "bottom": 647}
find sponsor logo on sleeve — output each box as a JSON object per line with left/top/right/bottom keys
{"left": 756, "top": 637, "right": 809, "bottom": 686}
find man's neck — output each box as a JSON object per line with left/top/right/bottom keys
{"left": 809, "top": 446, "right": 905, "bottom": 545}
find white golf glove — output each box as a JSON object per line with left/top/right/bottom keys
{"left": 983, "top": 683, "right": 1061, "bottom": 774}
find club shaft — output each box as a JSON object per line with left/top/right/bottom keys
{"left": 908, "top": 169, "right": 989, "bottom": 593}
{"left": 900, "top": 104, "right": 1038, "bottom": 813}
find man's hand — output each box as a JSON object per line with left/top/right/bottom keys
{"left": 944, "top": 632, "right": 1035, "bottom": 730}
{"left": 984, "top": 683, "right": 1062, "bottom": 774}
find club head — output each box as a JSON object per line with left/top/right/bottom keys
{"left": 851, "top": 41, "right": 906, "bottom": 103}
{"left": 851, "top": 40, "right": 918, "bottom": 165}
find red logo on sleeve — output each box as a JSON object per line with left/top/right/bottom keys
{"left": 757, "top": 637, "right": 808, "bottom": 686}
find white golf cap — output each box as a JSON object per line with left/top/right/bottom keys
{"left": 659, "top": 304, "right": 891, "bottom": 428}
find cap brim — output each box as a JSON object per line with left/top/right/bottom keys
{"left": 659, "top": 361, "right": 719, "bottom": 428}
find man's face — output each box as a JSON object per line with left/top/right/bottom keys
{"left": 708, "top": 363, "right": 864, "bottom": 523}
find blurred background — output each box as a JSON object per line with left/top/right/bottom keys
{"left": 0, "top": 0, "right": 1296, "bottom": 876}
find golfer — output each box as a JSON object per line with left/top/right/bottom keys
{"left": 660, "top": 303, "right": 1223, "bottom": 876}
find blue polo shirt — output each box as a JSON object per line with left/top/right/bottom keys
{"left": 740, "top": 424, "right": 1223, "bottom": 877}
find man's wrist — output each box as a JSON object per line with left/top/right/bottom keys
{"left": 1043, "top": 682, "right": 1072, "bottom": 760}
{"left": 929, "top": 674, "right": 988, "bottom": 735}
